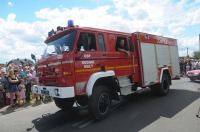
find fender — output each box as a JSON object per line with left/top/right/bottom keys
{"left": 86, "top": 70, "right": 115, "bottom": 96}
{"left": 159, "top": 67, "right": 171, "bottom": 82}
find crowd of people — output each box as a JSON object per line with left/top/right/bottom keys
{"left": 0, "top": 63, "right": 44, "bottom": 108}
{"left": 179, "top": 58, "right": 200, "bottom": 76}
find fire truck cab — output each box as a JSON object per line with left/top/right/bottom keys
{"left": 33, "top": 21, "right": 180, "bottom": 120}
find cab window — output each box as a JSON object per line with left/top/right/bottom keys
{"left": 115, "top": 37, "right": 129, "bottom": 51}
{"left": 77, "top": 33, "right": 96, "bottom": 51}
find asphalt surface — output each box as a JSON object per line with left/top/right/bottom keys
{"left": 0, "top": 77, "right": 200, "bottom": 132}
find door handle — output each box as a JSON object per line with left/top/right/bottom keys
{"left": 103, "top": 54, "right": 106, "bottom": 56}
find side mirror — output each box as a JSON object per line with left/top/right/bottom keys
{"left": 31, "top": 54, "right": 36, "bottom": 60}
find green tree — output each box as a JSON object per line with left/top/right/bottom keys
{"left": 193, "top": 51, "right": 200, "bottom": 59}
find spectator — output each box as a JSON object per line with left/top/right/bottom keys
{"left": 0, "top": 82, "right": 4, "bottom": 107}
{"left": 186, "top": 62, "right": 190, "bottom": 72}
{"left": 13, "top": 69, "right": 21, "bottom": 103}
{"left": 183, "top": 60, "right": 187, "bottom": 75}
{"left": 30, "top": 69, "right": 36, "bottom": 100}
{"left": 1, "top": 64, "right": 7, "bottom": 75}
{"left": 18, "top": 65, "right": 23, "bottom": 75}
{"left": 29, "top": 64, "right": 35, "bottom": 71}
{"left": 21, "top": 67, "right": 28, "bottom": 102}
{"left": 189, "top": 60, "right": 192, "bottom": 70}
{"left": 1, "top": 65, "right": 6, "bottom": 75}
{"left": 196, "top": 61, "right": 200, "bottom": 69}
{"left": 0, "top": 71, "right": 6, "bottom": 106}
{"left": 0, "top": 72, "right": 8, "bottom": 88}
{"left": 8, "top": 69, "right": 20, "bottom": 107}
{"left": 7, "top": 65, "right": 13, "bottom": 73}
{"left": 14, "top": 69, "right": 21, "bottom": 86}
{"left": 179, "top": 59, "right": 184, "bottom": 76}
{"left": 26, "top": 70, "right": 32, "bottom": 102}
{"left": 18, "top": 80, "right": 26, "bottom": 105}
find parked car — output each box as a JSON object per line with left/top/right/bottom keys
{"left": 186, "top": 70, "right": 200, "bottom": 81}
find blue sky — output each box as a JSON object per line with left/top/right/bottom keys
{"left": 0, "top": 0, "right": 200, "bottom": 63}
{"left": 0, "top": 0, "right": 113, "bottom": 22}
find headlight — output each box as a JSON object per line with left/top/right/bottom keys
{"left": 194, "top": 73, "right": 199, "bottom": 75}
{"left": 54, "top": 89, "right": 60, "bottom": 96}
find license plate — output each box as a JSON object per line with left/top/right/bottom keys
{"left": 41, "top": 89, "right": 49, "bottom": 96}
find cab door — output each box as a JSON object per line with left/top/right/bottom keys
{"left": 74, "top": 32, "right": 101, "bottom": 95}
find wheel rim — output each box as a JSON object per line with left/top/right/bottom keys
{"left": 162, "top": 79, "right": 169, "bottom": 91}
{"left": 98, "top": 93, "right": 110, "bottom": 114}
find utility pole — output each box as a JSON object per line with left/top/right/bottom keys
{"left": 199, "top": 34, "right": 200, "bottom": 52}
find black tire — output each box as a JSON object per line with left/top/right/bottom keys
{"left": 190, "top": 78, "right": 195, "bottom": 82}
{"left": 89, "top": 85, "right": 111, "bottom": 120}
{"left": 150, "top": 74, "right": 170, "bottom": 96}
{"left": 54, "top": 98, "right": 74, "bottom": 110}
{"left": 158, "top": 74, "right": 170, "bottom": 95}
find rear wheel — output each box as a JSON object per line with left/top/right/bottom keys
{"left": 89, "top": 85, "right": 111, "bottom": 120}
{"left": 150, "top": 74, "right": 170, "bottom": 96}
{"left": 54, "top": 98, "right": 74, "bottom": 110}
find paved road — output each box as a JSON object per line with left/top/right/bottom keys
{"left": 0, "top": 78, "right": 200, "bottom": 132}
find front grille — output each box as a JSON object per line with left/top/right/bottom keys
{"left": 43, "top": 78, "right": 56, "bottom": 86}
{"left": 43, "top": 67, "right": 56, "bottom": 76}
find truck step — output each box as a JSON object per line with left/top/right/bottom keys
{"left": 120, "top": 85, "right": 136, "bottom": 95}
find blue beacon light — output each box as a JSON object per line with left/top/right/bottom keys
{"left": 48, "top": 31, "right": 52, "bottom": 37}
{"left": 68, "top": 20, "right": 74, "bottom": 27}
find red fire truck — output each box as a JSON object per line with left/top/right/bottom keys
{"left": 33, "top": 21, "right": 180, "bottom": 120}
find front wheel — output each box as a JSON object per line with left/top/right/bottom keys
{"left": 54, "top": 98, "right": 74, "bottom": 110}
{"left": 89, "top": 85, "right": 111, "bottom": 120}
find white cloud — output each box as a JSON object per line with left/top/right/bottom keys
{"left": 8, "top": 1, "right": 13, "bottom": 6}
{"left": 177, "top": 36, "right": 200, "bottom": 57}
{"left": 112, "top": 0, "right": 200, "bottom": 35}
{"left": 168, "top": 23, "right": 185, "bottom": 34}
{"left": 188, "top": 8, "right": 200, "bottom": 25}
{"left": 6, "top": 13, "right": 16, "bottom": 21}
{"left": 0, "top": 14, "right": 45, "bottom": 63}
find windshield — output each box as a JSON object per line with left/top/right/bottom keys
{"left": 43, "top": 30, "right": 76, "bottom": 57}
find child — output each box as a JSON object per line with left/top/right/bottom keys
{"left": 18, "top": 80, "right": 26, "bottom": 105}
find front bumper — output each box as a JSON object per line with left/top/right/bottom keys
{"left": 187, "top": 74, "right": 200, "bottom": 80}
{"left": 32, "top": 85, "right": 75, "bottom": 98}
